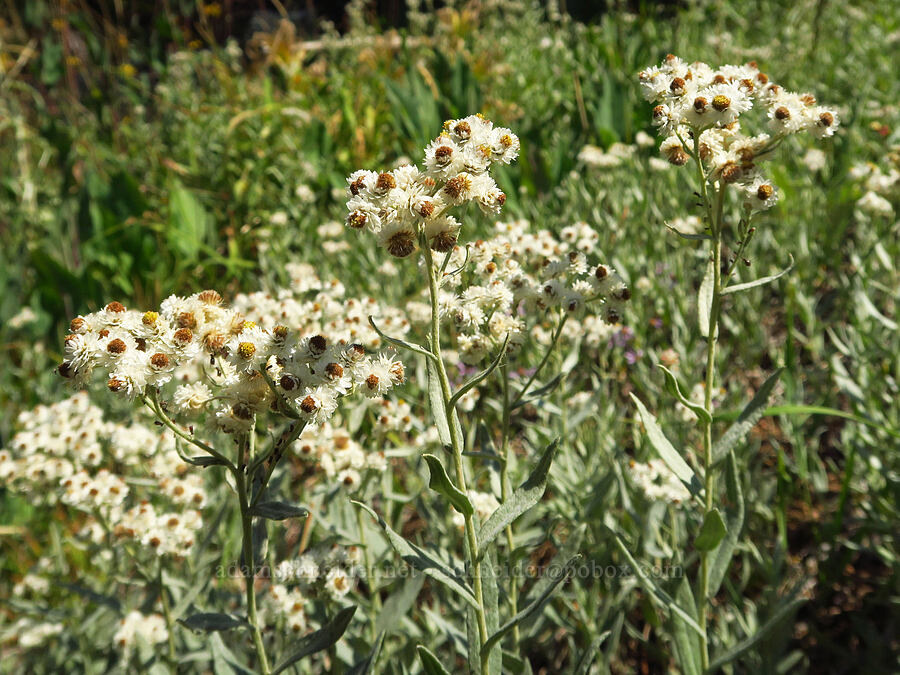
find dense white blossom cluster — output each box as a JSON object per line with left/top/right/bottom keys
{"left": 264, "top": 546, "right": 362, "bottom": 632}
{"left": 345, "top": 114, "right": 519, "bottom": 257}
{"left": 112, "top": 611, "right": 168, "bottom": 652}
{"left": 629, "top": 459, "right": 691, "bottom": 505}
{"left": 58, "top": 288, "right": 404, "bottom": 431}
{"left": 413, "top": 219, "right": 629, "bottom": 364}
{"left": 639, "top": 55, "right": 839, "bottom": 211}
{"left": 850, "top": 159, "right": 898, "bottom": 218}
{"left": 294, "top": 421, "right": 388, "bottom": 490}
{"left": 0, "top": 393, "right": 205, "bottom": 559}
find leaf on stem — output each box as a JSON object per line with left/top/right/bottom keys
{"left": 271, "top": 606, "right": 357, "bottom": 674}
{"left": 476, "top": 438, "right": 560, "bottom": 561}
{"left": 707, "top": 596, "right": 806, "bottom": 671}
{"left": 426, "top": 358, "right": 453, "bottom": 448}
{"left": 423, "top": 454, "right": 474, "bottom": 516}
{"left": 693, "top": 508, "right": 727, "bottom": 551}
{"left": 712, "top": 368, "right": 782, "bottom": 463}
{"left": 511, "top": 373, "right": 564, "bottom": 410}
{"left": 722, "top": 254, "right": 794, "bottom": 295}
{"left": 352, "top": 501, "right": 478, "bottom": 608}
{"left": 611, "top": 531, "right": 705, "bottom": 637}
{"left": 248, "top": 501, "right": 309, "bottom": 520}
{"left": 481, "top": 554, "right": 578, "bottom": 659}
{"left": 448, "top": 333, "right": 510, "bottom": 411}
{"left": 630, "top": 395, "right": 703, "bottom": 497}
{"left": 348, "top": 631, "right": 385, "bottom": 675}
{"left": 178, "top": 613, "right": 249, "bottom": 633}
{"left": 671, "top": 578, "right": 703, "bottom": 675}
{"left": 417, "top": 645, "right": 452, "bottom": 675}
{"left": 368, "top": 316, "right": 434, "bottom": 360}
{"left": 707, "top": 450, "right": 745, "bottom": 598}
{"left": 658, "top": 364, "right": 711, "bottom": 425}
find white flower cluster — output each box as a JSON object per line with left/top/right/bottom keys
{"left": 425, "top": 220, "right": 629, "bottom": 364}
{"left": 58, "top": 290, "right": 404, "bottom": 431}
{"left": 264, "top": 547, "right": 362, "bottom": 632}
{"left": 232, "top": 262, "right": 411, "bottom": 350}
{"left": 294, "top": 421, "right": 387, "bottom": 490}
{"left": 629, "top": 459, "right": 691, "bottom": 505}
{"left": 345, "top": 114, "right": 519, "bottom": 257}
{"left": 112, "top": 611, "right": 168, "bottom": 652}
{"left": 1, "top": 393, "right": 206, "bottom": 559}
{"left": 2, "top": 618, "right": 64, "bottom": 650}
{"left": 850, "top": 160, "right": 898, "bottom": 218}
{"left": 639, "top": 55, "right": 839, "bottom": 211}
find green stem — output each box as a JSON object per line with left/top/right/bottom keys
{"left": 511, "top": 311, "right": 569, "bottom": 408}
{"left": 158, "top": 564, "right": 178, "bottom": 669}
{"left": 422, "top": 239, "right": 490, "bottom": 673}
{"left": 142, "top": 390, "right": 234, "bottom": 469}
{"left": 695, "top": 157, "right": 725, "bottom": 673}
{"left": 234, "top": 460, "right": 271, "bottom": 674}
{"left": 499, "top": 372, "right": 520, "bottom": 649}
{"left": 356, "top": 499, "right": 382, "bottom": 642}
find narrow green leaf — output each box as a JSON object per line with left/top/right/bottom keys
{"left": 348, "top": 631, "right": 384, "bottom": 675}
{"left": 658, "top": 364, "right": 711, "bottom": 424}
{"left": 481, "top": 554, "right": 578, "bottom": 658}
{"left": 712, "top": 368, "right": 783, "bottom": 463}
{"left": 694, "top": 508, "right": 727, "bottom": 551}
{"left": 722, "top": 254, "right": 794, "bottom": 295}
{"left": 630, "top": 395, "right": 702, "bottom": 496}
{"left": 423, "top": 454, "right": 474, "bottom": 516}
{"left": 178, "top": 613, "right": 248, "bottom": 633}
{"left": 185, "top": 455, "right": 230, "bottom": 468}
{"left": 271, "top": 606, "right": 357, "bottom": 675}
{"left": 375, "top": 575, "right": 424, "bottom": 635}
{"left": 671, "top": 578, "right": 703, "bottom": 675}
{"left": 522, "top": 524, "right": 586, "bottom": 614}
{"left": 448, "top": 333, "right": 510, "bottom": 410}
{"left": 417, "top": 645, "right": 452, "bottom": 675}
{"left": 611, "top": 533, "right": 705, "bottom": 636}
{"left": 511, "top": 373, "right": 564, "bottom": 409}
{"left": 479, "top": 548, "right": 502, "bottom": 675}
{"left": 368, "top": 316, "right": 435, "bottom": 361}
{"left": 426, "top": 358, "right": 452, "bottom": 448}
{"left": 708, "top": 450, "right": 745, "bottom": 597}
{"left": 573, "top": 632, "right": 611, "bottom": 675}
{"left": 667, "top": 224, "right": 713, "bottom": 241}
{"left": 707, "top": 597, "right": 805, "bottom": 671}
{"left": 248, "top": 501, "right": 309, "bottom": 520}
{"left": 698, "top": 256, "right": 716, "bottom": 338}
{"left": 352, "top": 501, "right": 478, "bottom": 608}
{"left": 476, "top": 439, "right": 560, "bottom": 561}
{"left": 209, "top": 633, "right": 255, "bottom": 675}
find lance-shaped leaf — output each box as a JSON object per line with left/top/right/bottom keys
{"left": 481, "top": 554, "right": 578, "bottom": 659}
{"left": 658, "top": 364, "right": 711, "bottom": 425}
{"left": 185, "top": 455, "right": 230, "bottom": 468}
{"left": 698, "top": 256, "right": 716, "bottom": 338}
{"left": 348, "top": 631, "right": 384, "bottom": 675}
{"left": 707, "top": 450, "right": 744, "bottom": 597}
{"left": 476, "top": 438, "right": 560, "bottom": 561}
{"left": 572, "top": 632, "right": 611, "bottom": 675}
{"left": 521, "top": 524, "right": 586, "bottom": 617}
{"left": 630, "top": 395, "right": 702, "bottom": 497}
{"left": 448, "top": 333, "right": 510, "bottom": 411}
{"left": 426, "top": 358, "right": 453, "bottom": 448}
{"left": 271, "top": 606, "right": 357, "bottom": 675}
{"left": 693, "top": 508, "right": 727, "bottom": 552}
{"left": 611, "top": 532, "right": 704, "bottom": 636}
{"left": 671, "top": 578, "right": 703, "bottom": 675}
{"left": 375, "top": 575, "right": 425, "bottom": 635}
{"left": 511, "top": 373, "right": 564, "bottom": 410}
{"left": 352, "top": 501, "right": 478, "bottom": 608}
{"left": 368, "top": 316, "right": 435, "bottom": 361}
{"left": 667, "top": 223, "right": 712, "bottom": 240}
{"left": 469, "top": 548, "right": 501, "bottom": 675}
{"left": 722, "top": 254, "right": 794, "bottom": 295}
{"left": 707, "top": 596, "right": 805, "bottom": 671}
{"left": 249, "top": 501, "right": 309, "bottom": 520}
{"left": 712, "top": 368, "right": 782, "bottom": 464}
{"left": 423, "top": 454, "right": 474, "bottom": 516}
{"left": 178, "top": 613, "right": 249, "bottom": 633}
{"left": 417, "top": 645, "right": 452, "bottom": 675}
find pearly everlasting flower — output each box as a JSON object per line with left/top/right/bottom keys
{"left": 113, "top": 611, "right": 168, "bottom": 652}
{"left": 629, "top": 459, "right": 690, "bottom": 504}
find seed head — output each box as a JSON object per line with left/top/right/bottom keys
{"left": 142, "top": 311, "right": 158, "bottom": 326}
{"left": 107, "top": 338, "right": 127, "bottom": 354}
{"left": 300, "top": 396, "right": 318, "bottom": 414}
{"left": 105, "top": 301, "right": 126, "bottom": 313}
{"left": 198, "top": 290, "right": 222, "bottom": 305}
{"left": 712, "top": 94, "right": 731, "bottom": 112}
{"left": 347, "top": 210, "right": 368, "bottom": 229}
{"left": 324, "top": 362, "right": 344, "bottom": 379}
{"left": 756, "top": 184, "right": 775, "bottom": 200}
{"left": 107, "top": 377, "right": 126, "bottom": 392}
{"left": 309, "top": 335, "right": 327, "bottom": 355}
{"left": 70, "top": 317, "right": 85, "bottom": 332}
{"left": 173, "top": 328, "right": 193, "bottom": 346}
{"left": 375, "top": 172, "right": 396, "bottom": 192}
{"left": 386, "top": 231, "right": 417, "bottom": 258}
{"left": 150, "top": 353, "right": 170, "bottom": 369}
{"left": 237, "top": 342, "right": 256, "bottom": 359}
{"left": 177, "top": 312, "right": 197, "bottom": 329}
